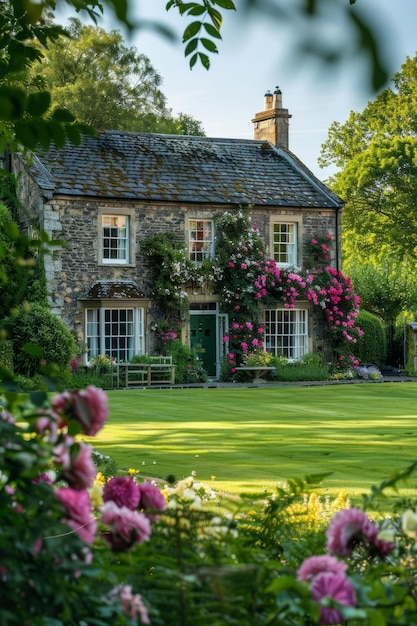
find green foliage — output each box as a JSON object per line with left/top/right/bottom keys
{"left": 2, "top": 303, "right": 76, "bottom": 377}
{"left": 352, "top": 310, "right": 387, "bottom": 367}
{"left": 166, "top": 339, "right": 208, "bottom": 384}
{"left": 404, "top": 325, "right": 417, "bottom": 375}
{"left": 142, "top": 233, "right": 194, "bottom": 316}
{"left": 272, "top": 354, "right": 330, "bottom": 382}
{"left": 346, "top": 259, "right": 417, "bottom": 326}
{"left": 0, "top": 340, "right": 14, "bottom": 372}
{"left": 29, "top": 18, "right": 205, "bottom": 135}
{"left": 322, "top": 54, "right": 417, "bottom": 263}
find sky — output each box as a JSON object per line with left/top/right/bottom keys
{"left": 97, "top": 1, "right": 417, "bottom": 180}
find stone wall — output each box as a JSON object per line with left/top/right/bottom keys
{"left": 13, "top": 159, "right": 338, "bottom": 356}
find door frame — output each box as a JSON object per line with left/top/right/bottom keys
{"left": 188, "top": 303, "right": 228, "bottom": 379}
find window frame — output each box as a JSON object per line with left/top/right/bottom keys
{"left": 98, "top": 209, "right": 135, "bottom": 266}
{"left": 264, "top": 307, "right": 309, "bottom": 361}
{"left": 270, "top": 218, "right": 302, "bottom": 268}
{"left": 188, "top": 218, "right": 214, "bottom": 263}
{"left": 85, "top": 305, "right": 145, "bottom": 362}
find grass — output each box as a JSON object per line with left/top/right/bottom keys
{"left": 87, "top": 382, "right": 417, "bottom": 506}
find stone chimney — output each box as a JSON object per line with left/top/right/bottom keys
{"left": 252, "top": 86, "right": 292, "bottom": 149}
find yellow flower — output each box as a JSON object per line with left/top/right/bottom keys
{"left": 128, "top": 468, "right": 139, "bottom": 476}
{"left": 402, "top": 510, "right": 417, "bottom": 539}
{"left": 94, "top": 471, "right": 106, "bottom": 487}
{"left": 89, "top": 484, "right": 103, "bottom": 508}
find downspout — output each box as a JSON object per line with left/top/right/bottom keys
{"left": 335, "top": 203, "right": 343, "bottom": 272}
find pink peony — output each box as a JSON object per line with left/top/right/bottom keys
{"left": 62, "top": 442, "right": 96, "bottom": 490}
{"left": 310, "top": 572, "right": 356, "bottom": 625}
{"left": 297, "top": 555, "right": 347, "bottom": 582}
{"left": 100, "top": 501, "right": 151, "bottom": 551}
{"left": 52, "top": 386, "right": 108, "bottom": 436}
{"left": 326, "top": 508, "right": 378, "bottom": 557}
{"left": 103, "top": 476, "right": 141, "bottom": 510}
{"left": 56, "top": 487, "right": 97, "bottom": 544}
{"left": 138, "top": 482, "right": 166, "bottom": 518}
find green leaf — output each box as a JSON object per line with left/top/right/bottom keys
{"left": 209, "top": 10, "right": 222, "bottom": 30}
{"left": 32, "top": 120, "right": 52, "bottom": 150}
{"left": 189, "top": 53, "right": 198, "bottom": 69}
{"left": 199, "top": 52, "right": 210, "bottom": 70}
{"left": 214, "top": 0, "right": 236, "bottom": 9}
{"left": 183, "top": 21, "right": 202, "bottom": 42}
{"left": 15, "top": 121, "right": 38, "bottom": 150}
{"left": 200, "top": 38, "right": 218, "bottom": 53}
{"left": 184, "top": 38, "right": 199, "bottom": 57}
{"left": 188, "top": 6, "right": 206, "bottom": 16}
{"left": 27, "top": 91, "right": 51, "bottom": 116}
{"left": 51, "top": 108, "right": 75, "bottom": 123}
{"left": 65, "top": 124, "right": 82, "bottom": 146}
{"left": 267, "top": 576, "right": 310, "bottom": 597}
{"left": 23, "top": 342, "right": 43, "bottom": 357}
{"left": 30, "top": 391, "right": 48, "bottom": 408}
{"left": 203, "top": 23, "right": 222, "bottom": 39}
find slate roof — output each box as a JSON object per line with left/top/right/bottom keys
{"left": 79, "top": 280, "right": 145, "bottom": 300}
{"left": 27, "top": 131, "right": 343, "bottom": 209}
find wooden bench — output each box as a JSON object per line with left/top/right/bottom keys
{"left": 118, "top": 356, "right": 176, "bottom": 388}
{"left": 235, "top": 366, "right": 276, "bottom": 384}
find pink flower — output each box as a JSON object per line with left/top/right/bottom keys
{"left": 101, "top": 501, "right": 151, "bottom": 551}
{"left": 0, "top": 411, "right": 15, "bottom": 424}
{"left": 63, "top": 442, "right": 96, "bottom": 490}
{"left": 326, "top": 508, "right": 378, "bottom": 557}
{"left": 138, "top": 482, "right": 166, "bottom": 518}
{"left": 110, "top": 585, "right": 150, "bottom": 623}
{"left": 310, "top": 572, "right": 356, "bottom": 625}
{"left": 52, "top": 386, "right": 108, "bottom": 436}
{"left": 103, "top": 476, "right": 141, "bottom": 510}
{"left": 297, "top": 555, "right": 347, "bottom": 582}
{"left": 56, "top": 487, "right": 97, "bottom": 544}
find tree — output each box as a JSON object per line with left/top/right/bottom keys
{"left": 346, "top": 258, "right": 417, "bottom": 328}
{"left": 320, "top": 54, "right": 417, "bottom": 262}
{"left": 29, "top": 18, "right": 205, "bottom": 134}
{"left": 0, "top": 0, "right": 395, "bottom": 154}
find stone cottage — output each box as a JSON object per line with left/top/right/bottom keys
{"left": 10, "top": 87, "right": 343, "bottom": 378}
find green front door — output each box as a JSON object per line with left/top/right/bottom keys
{"left": 190, "top": 314, "right": 217, "bottom": 377}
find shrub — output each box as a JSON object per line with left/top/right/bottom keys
{"left": 167, "top": 340, "right": 208, "bottom": 384}
{"left": 2, "top": 303, "right": 76, "bottom": 377}
{"left": 0, "top": 339, "right": 14, "bottom": 372}
{"left": 352, "top": 310, "right": 386, "bottom": 367}
{"left": 272, "top": 354, "right": 330, "bottom": 382}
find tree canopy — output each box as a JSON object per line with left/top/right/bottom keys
{"left": 320, "top": 53, "right": 417, "bottom": 263}
{"left": 29, "top": 18, "right": 205, "bottom": 135}
{"left": 0, "top": 0, "right": 395, "bottom": 154}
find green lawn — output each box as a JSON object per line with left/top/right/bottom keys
{"left": 88, "top": 383, "right": 417, "bottom": 504}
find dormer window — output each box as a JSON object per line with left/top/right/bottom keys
{"left": 189, "top": 219, "right": 214, "bottom": 262}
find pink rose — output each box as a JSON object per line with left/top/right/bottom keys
{"left": 103, "top": 476, "right": 141, "bottom": 510}
{"left": 56, "top": 487, "right": 97, "bottom": 544}
{"left": 63, "top": 442, "right": 96, "bottom": 490}
{"left": 100, "top": 501, "right": 151, "bottom": 551}
{"left": 310, "top": 572, "right": 356, "bottom": 625}
{"left": 52, "top": 386, "right": 108, "bottom": 436}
